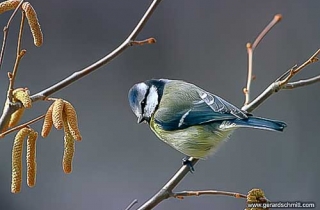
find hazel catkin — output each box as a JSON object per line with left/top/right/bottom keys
{"left": 11, "top": 127, "right": 31, "bottom": 193}
{"left": 13, "top": 88, "right": 32, "bottom": 108}
{"left": 22, "top": 2, "right": 43, "bottom": 47}
{"left": 63, "top": 100, "right": 82, "bottom": 141}
{"left": 26, "top": 130, "right": 38, "bottom": 188}
{"left": 52, "top": 99, "right": 64, "bottom": 130}
{"left": 41, "top": 103, "right": 54, "bottom": 137}
{"left": 8, "top": 107, "right": 25, "bottom": 128}
{"left": 0, "top": 0, "right": 20, "bottom": 15}
{"left": 62, "top": 112, "right": 75, "bottom": 174}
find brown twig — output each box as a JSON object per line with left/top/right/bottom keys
{"left": 0, "top": 114, "right": 45, "bottom": 138}
{"left": 244, "top": 14, "right": 282, "bottom": 106}
{"left": 8, "top": 11, "right": 26, "bottom": 100}
{"left": 0, "top": 0, "right": 162, "bottom": 132}
{"left": 279, "top": 49, "right": 320, "bottom": 86}
{"left": 0, "top": 0, "right": 24, "bottom": 69}
{"left": 171, "top": 190, "right": 247, "bottom": 199}
{"left": 244, "top": 43, "right": 253, "bottom": 105}
{"left": 251, "top": 14, "right": 282, "bottom": 50}
{"left": 130, "top": 38, "right": 156, "bottom": 46}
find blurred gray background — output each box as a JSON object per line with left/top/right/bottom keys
{"left": 0, "top": 0, "right": 319, "bottom": 209}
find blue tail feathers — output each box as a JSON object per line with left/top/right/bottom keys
{"left": 234, "top": 116, "right": 287, "bottom": 132}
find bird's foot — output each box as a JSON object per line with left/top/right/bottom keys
{"left": 182, "top": 156, "right": 194, "bottom": 173}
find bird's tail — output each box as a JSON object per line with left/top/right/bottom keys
{"left": 234, "top": 116, "right": 287, "bottom": 132}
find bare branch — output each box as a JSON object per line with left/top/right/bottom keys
{"left": 130, "top": 38, "right": 156, "bottom": 46}
{"left": 30, "top": 0, "right": 161, "bottom": 101}
{"left": 137, "top": 158, "right": 199, "bottom": 210}
{"left": 0, "top": 114, "right": 45, "bottom": 138}
{"left": 242, "top": 49, "right": 320, "bottom": 112}
{"left": 243, "top": 14, "right": 282, "bottom": 106}
{"left": 171, "top": 190, "right": 247, "bottom": 199}
{"left": 0, "top": 0, "right": 162, "bottom": 132}
{"left": 244, "top": 43, "right": 253, "bottom": 105}
{"left": 283, "top": 75, "right": 320, "bottom": 89}
{"left": 251, "top": 14, "right": 282, "bottom": 50}
{"left": 279, "top": 49, "right": 320, "bottom": 86}
{"left": 8, "top": 11, "right": 26, "bottom": 100}
{"left": 125, "top": 199, "right": 138, "bottom": 210}
{"left": 0, "top": 0, "right": 24, "bottom": 69}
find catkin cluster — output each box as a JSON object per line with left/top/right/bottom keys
{"left": 11, "top": 127, "right": 38, "bottom": 193}
{"left": 0, "top": 0, "right": 43, "bottom": 47}
{"left": 8, "top": 88, "right": 32, "bottom": 128}
{"left": 246, "top": 189, "right": 268, "bottom": 210}
{"left": 41, "top": 99, "right": 82, "bottom": 174}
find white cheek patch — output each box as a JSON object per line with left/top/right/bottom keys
{"left": 145, "top": 85, "right": 158, "bottom": 117}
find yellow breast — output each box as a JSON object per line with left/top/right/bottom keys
{"left": 149, "top": 116, "right": 234, "bottom": 159}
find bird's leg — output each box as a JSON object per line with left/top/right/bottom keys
{"left": 182, "top": 156, "right": 195, "bottom": 173}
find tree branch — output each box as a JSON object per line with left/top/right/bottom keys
{"left": 125, "top": 199, "right": 138, "bottom": 210}
{"left": 0, "top": 114, "right": 45, "bottom": 138}
{"left": 0, "top": 0, "right": 163, "bottom": 132}
{"left": 243, "top": 14, "right": 282, "bottom": 105}
{"left": 171, "top": 190, "right": 247, "bottom": 200}
{"left": 242, "top": 49, "right": 320, "bottom": 112}
{"left": 137, "top": 158, "right": 199, "bottom": 210}
{"left": 8, "top": 11, "right": 26, "bottom": 100}
{"left": 283, "top": 75, "right": 320, "bottom": 89}
{"left": 0, "top": 0, "right": 24, "bottom": 70}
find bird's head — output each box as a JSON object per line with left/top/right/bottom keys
{"left": 128, "top": 81, "right": 159, "bottom": 124}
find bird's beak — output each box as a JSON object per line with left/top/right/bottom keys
{"left": 137, "top": 115, "right": 145, "bottom": 124}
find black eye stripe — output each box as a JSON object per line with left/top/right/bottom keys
{"left": 141, "top": 87, "right": 150, "bottom": 114}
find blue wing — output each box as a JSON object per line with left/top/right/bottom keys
{"left": 154, "top": 88, "right": 248, "bottom": 131}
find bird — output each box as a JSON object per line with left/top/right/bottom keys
{"left": 128, "top": 79, "right": 286, "bottom": 170}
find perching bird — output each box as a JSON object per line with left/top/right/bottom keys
{"left": 128, "top": 79, "right": 286, "bottom": 168}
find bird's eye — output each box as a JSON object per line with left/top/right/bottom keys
{"left": 141, "top": 101, "right": 145, "bottom": 105}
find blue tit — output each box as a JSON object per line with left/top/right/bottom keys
{"left": 128, "top": 79, "right": 286, "bottom": 160}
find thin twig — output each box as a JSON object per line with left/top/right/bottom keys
{"left": 279, "top": 49, "right": 320, "bottom": 86}
{"left": 8, "top": 11, "right": 26, "bottom": 100}
{"left": 130, "top": 38, "right": 156, "bottom": 46}
{"left": 283, "top": 75, "right": 320, "bottom": 89}
{"left": 0, "top": 0, "right": 163, "bottom": 132}
{"left": 0, "top": 0, "right": 24, "bottom": 69}
{"left": 244, "top": 14, "right": 282, "bottom": 106}
{"left": 0, "top": 114, "right": 45, "bottom": 138}
{"left": 125, "top": 199, "right": 138, "bottom": 210}
{"left": 171, "top": 190, "right": 247, "bottom": 199}
{"left": 244, "top": 43, "right": 253, "bottom": 105}
{"left": 251, "top": 14, "right": 282, "bottom": 50}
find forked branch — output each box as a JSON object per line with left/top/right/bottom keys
{"left": 244, "top": 14, "right": 282, "bottom": 105}
{"left": 242, "top": 49, "right": 320, "bottom": 112}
